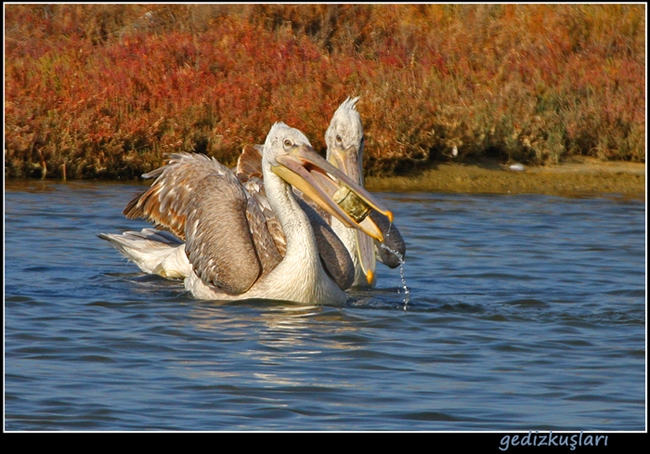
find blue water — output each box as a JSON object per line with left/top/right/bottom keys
{"left": 4, "top": 180, "right": 646, "bottom": 431}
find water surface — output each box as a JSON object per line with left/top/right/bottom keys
{"left": 4, "top": 180, "right": 646, "bottom": 431}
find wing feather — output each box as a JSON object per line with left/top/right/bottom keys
{"left": 184, "top": 173, "right": 262, "bottom": 294}
{"left": 243, "top": 176, "right": 287, "bottom": 257}
{"left": 124, "top": 153, "right": 221, "bottom": 240}
{"left": 236, "top": 144, "right": 264, "bottom": 182}
{"left": 243, "top": 186, "right": 283, "bottom": 274}
{"left": 124, "top": 152, "right": 275, "bottom": 294}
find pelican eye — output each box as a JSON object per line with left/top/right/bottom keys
{"left": 283, "top": 139, "right": 293, "bottom": 148}
{"left": 336, "top": 134, "right": 343, "bottom": 143}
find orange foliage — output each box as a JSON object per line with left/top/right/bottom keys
{"left": 4, "top": 4, "right": 645, "bottom": 179}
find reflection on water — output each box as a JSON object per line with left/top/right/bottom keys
{"left": 4, "top": 180, "right": 646, "bottom": 431}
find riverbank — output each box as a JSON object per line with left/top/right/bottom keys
{"left": 365, "top": 157, "right": 646, "bottom": 199}
{"left": 6, "top": 157, "right": 645, "bottom": 200}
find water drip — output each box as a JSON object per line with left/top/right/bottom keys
{"left": 379, "top": 242, "right": 410, "bottom": 310}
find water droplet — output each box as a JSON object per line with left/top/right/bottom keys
{"left": 379, "top": 242, "right": 410, "bottom": 310}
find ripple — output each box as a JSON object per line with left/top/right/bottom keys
{"left": 4, "top": 187, "right": 645, "bottom": 431}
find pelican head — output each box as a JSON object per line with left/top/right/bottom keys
{"left": 263, "top": 122, "right": 391, "bottom": 242}
{"left": 325, "top": 96, "right": 364, "bottom": 186}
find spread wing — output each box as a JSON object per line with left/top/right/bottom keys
{"left": 124, "top": 152, "right": 282, "bottom": 294}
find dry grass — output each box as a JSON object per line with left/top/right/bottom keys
{"left": 4, "top": 4, "right": 645, "bottom": 180}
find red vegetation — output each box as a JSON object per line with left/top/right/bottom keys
{"left": 4, "top": 4, "right": 645, "bottom": 179}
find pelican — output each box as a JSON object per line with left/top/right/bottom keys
{"left": 323, "top": 96, "right": 406, "bottom": 286}
{"left": 101, "top": 98, "right": 405, "bottom": 288}
{"left": 101, "top": 123, "right": 393, "bottom": 304}
{"left": 237, "top": 97, "right": 406, "bottom": 287}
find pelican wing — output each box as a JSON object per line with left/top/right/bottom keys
{"left": 123, "top": 153, "right": 220, "bottom": 240}
{"left": 236, "top": 144, "right": 264, "bottom": 182}
{"left": 297, "top": 199, "right": 354, "bottom": 290}
{"left": 124, "top": 152, "right": 281, "bottom": 295}
{"left": 243, "top": 176, "right": 287, "bottom": 258}
{"left": 183, "top": 173, "right": 261, "bottom": 294}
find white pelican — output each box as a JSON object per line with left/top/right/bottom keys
{"left": 101, "top": 123, "right": 393, "bottom": 304}
{"left": 101, "top": 98, "right": 405, "bottom": 289}
{"left": 237, "top": 97, "right": 406, "bottom": 288}
{"left": 323, "top": 96, "right": 406, "bottom": 286}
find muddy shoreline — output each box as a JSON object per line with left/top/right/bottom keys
{"left": 5, "top": 157, "right": 645, "bottom": 200}
{"left": 365, "top": 157, "right": 646, "bottom": 200}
